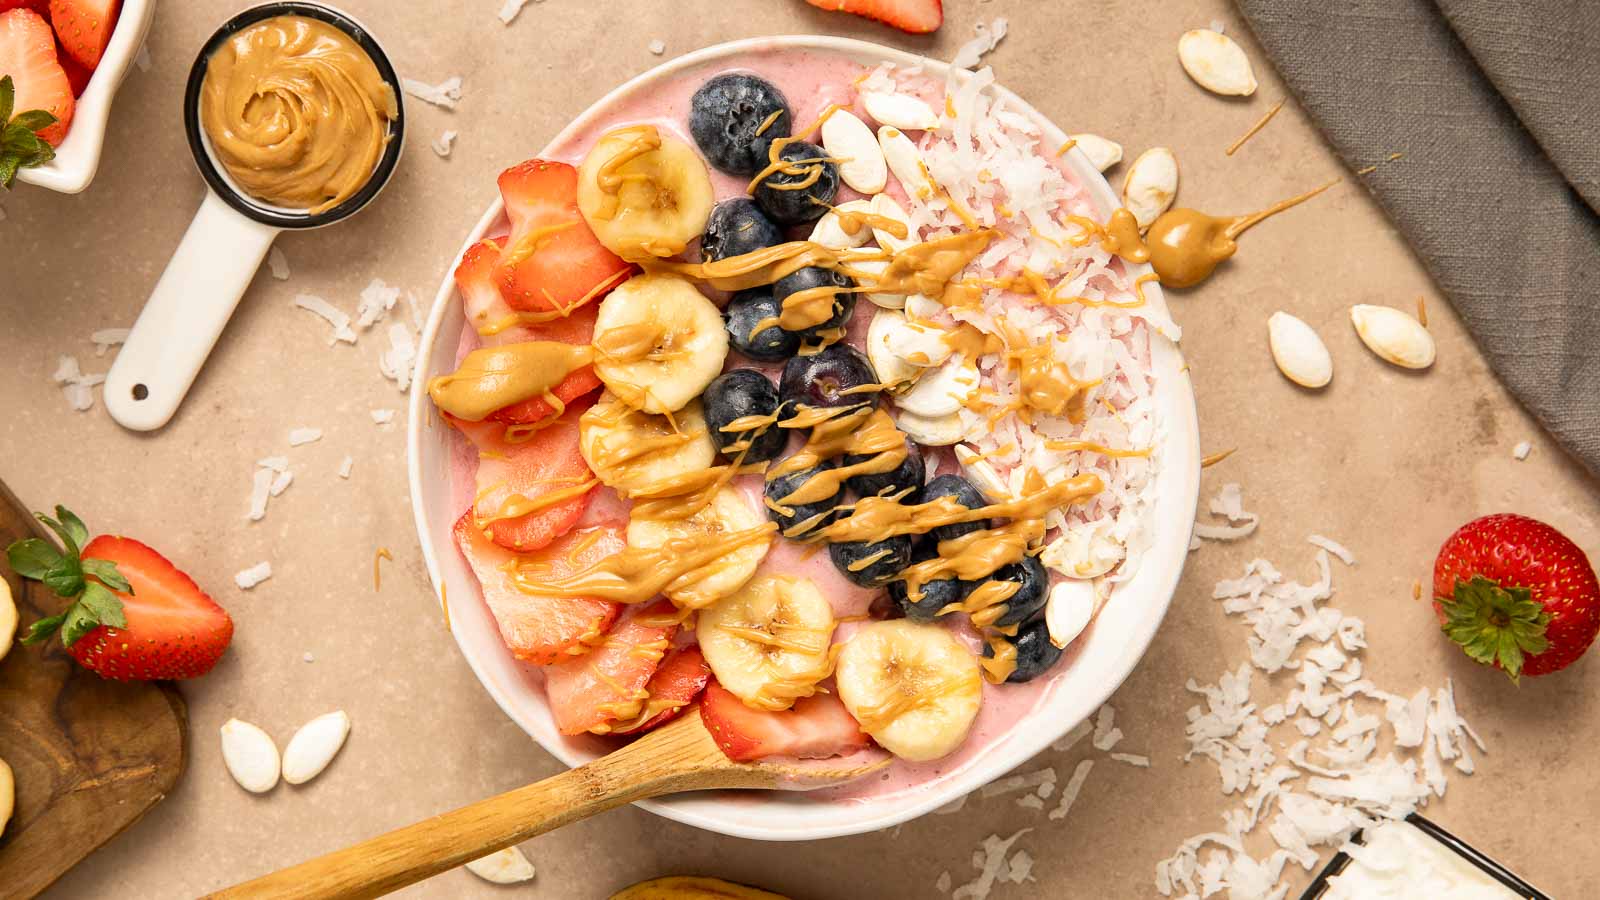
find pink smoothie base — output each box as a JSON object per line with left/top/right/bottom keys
{"left": 443, "top": 50, "right": 1100, "bottom": 805}
{"left": 409, "top": 36, "right": 1198, "bottom": 841}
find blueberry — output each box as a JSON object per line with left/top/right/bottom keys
{"left": 702, "top": 370, "right": 787, "bottom": 463}
{"left": 985, "top": 620, "right": 1065, "bottom": 683}
{"left": 726, "top": 289, "right": 801, "bottom": 362}
{"left": 920, "top": 474, "right": 992, "bottom": 546}
{"left": 829, "top": 534, "right": 914, "bottom": 588}
{"left": 689, "top": 73, "right": 792, "bottom": 176}
{"left": 773, "top": 266, "right": 856, "bottom": 345}
{"left": 985, "top": 555, "right": 1050, "bottom": 628}
{"left": 779, "top": 343, "right": 878, "bottom": 414}
{"left": 753, "top": 141, "right": 840, "bottom": 225}
{"left": 847, "top": 437, "right": 925, "bottom": 499}
{"left": 702, "top": 198, "right": 784, "bottom": 262}
{"left": 889, "top": 542, "right": 973, "bottom": 622}
{"left": 764, "top": 463, "right": 844, "bottom": 538}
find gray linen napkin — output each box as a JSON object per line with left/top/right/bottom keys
{"left": 1234, "top": 0, "right": 1600, "bottom": 475}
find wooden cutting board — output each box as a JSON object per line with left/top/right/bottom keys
{"left": 0, "top": 479, "right": 187, "bottom": 899}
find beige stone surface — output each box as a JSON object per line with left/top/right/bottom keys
{"left": 2, "top": 1, "right": 1596, "bottom": 898}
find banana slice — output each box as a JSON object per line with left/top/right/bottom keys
{"left": 835, "top": 620, "right": 982, "bottom": 762}
{"left": 809, "top": 199, "right": 875, "bottom": 249}
{"left": 577, "top": 125, "right": 715, "bottom": 259}
{"left": 867, "top": 308, "right": 920, "bottom": 387}
{"left": 892, "top": 407, "right": 963, "bottom": 446}
{"left": 0, "top": 756, "right": 11, "bottom": 838}
{"left": 593, "top": 273, "right": 728, "bottom": 414}
{"left": 627, "top": 485, "right": 770, "bottom": 609}
{"left": 580, "top": 393, "right": 716, "bottom": 495}
{"left": 896, "top": 353, "right": 978, "bottom": 417}
{"left": 0, "top": 577, "right": 15, "bottom": 664}
{"left": 699, "top": 575, "right": 836, "bottom": 711}
{"left": 869, "top": 193, "right": 916, "bottom": 253}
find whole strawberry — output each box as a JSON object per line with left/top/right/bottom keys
{"left": 6, "top": 505, "right": 233, "bottom": 680}
{"left": 1433, "top": 513, "right": 1600, "bottom": 682}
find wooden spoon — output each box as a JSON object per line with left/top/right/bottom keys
{"left": 206, "top": 709, "right": 887, "bottom": 900}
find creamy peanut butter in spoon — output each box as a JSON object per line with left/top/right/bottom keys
{"left": 200, "top": 15, "right": 397, "bottom": 213}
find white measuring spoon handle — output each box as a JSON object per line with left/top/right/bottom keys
{"left": 107, "top": 191, "right": 280, "bottom": 431}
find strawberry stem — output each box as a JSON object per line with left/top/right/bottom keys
{"left": 5, "top": 505, "right": 129, "bottom": 648}
{"left": 1438, "top": 574, "right": 1550, "bottom": 684}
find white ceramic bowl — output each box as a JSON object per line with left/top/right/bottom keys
{"left": 16, "top": 0, "right": 157, "bottom": 193}
{"left": 407, "top": 35, "right": 1200, "bottom": 841}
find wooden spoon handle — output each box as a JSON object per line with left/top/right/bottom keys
{"left": 207, "top": 715, "right": 752, "bottom": 900}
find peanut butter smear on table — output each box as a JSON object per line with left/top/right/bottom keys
{"left": 200, "top": 15, "right": 397, "bottom": 213}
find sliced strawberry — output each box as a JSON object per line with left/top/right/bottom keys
{"left": 453, "top": 513, "right": 621, "bottom": 665}
{"left": 68, "top": 535, "right": 234, "bottom": 680}
{"left": 544, "top": 601, "right": 679, "bottom": 735}
{"left": 486, "top": 365, "right": 602, "bottom": 426}
{"left": 0, "top": 1, "right": 49, "bottom": 14}
{"left": 47, "top": 0, "right": 118, "bottom": 71}
{"left": 804, "top": 0, "right": 942, "bottom": 34}
{"left": 612, "top": 646, "right": 712, "bottom": 735}
{"left": 55, "top": 35, "right": 91, "bottom": 94}
{"left": 699, "top": 680, "right": 873, "bottom": 762}
{"left": 451, "top": 398, "right": 597, "bottom": 553}
{"left": 494, "top": 159, "right": 633, "bottom": 313}
{"left": 0, "top": 8, "right": 75, "bottom": 144}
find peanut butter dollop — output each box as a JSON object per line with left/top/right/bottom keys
{"left": 200, "top": 15, "right": 397, "bottom": 213}
{"left": 428, "top": 341, "right": 594, "bottom": 422}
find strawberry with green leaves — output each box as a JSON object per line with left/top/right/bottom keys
{"left": 6, "top": 505, "right": 234, "bottom": 680}
{"left": 1432, "top": 512, "right": 1600, "bottom": 682}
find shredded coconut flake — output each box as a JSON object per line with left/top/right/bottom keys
{"left": 1512, "top": 440, "right": 1531, "bottom": 460}
{"left": 979, "top": 767, "right": 1056, "bottom": 798}
{"left": 497, "top": 0, "right": 538, "bottom": 24}
{"left": 379, "top": 323, "right": 417, "bottom": 392}
{"left": 91, "top": 327, "right": 129, "bottom": 356}
{"left": 1091, "top": 704, "right": 1123, "bottom": 751}
{"left": 935, "top": 871, "right": 952, "bottom": 894}
{"left": 288, "top": 427, "right": 322, "bottom": 446}
{"left": 247, "top": 467, "right": 273, "bottom": 521}
{"left": 431, "top": 129, "right": 458, "bottom": 157}
{"left": 356, "top": 278, "right": 401, "bottom": 330}
{"left": 371, "top": 408, "right": 396, "bottom": 425}
{"left": 1154, "top": 484, "right": 1484, "bottom": 900}
{"left": 269, "top": 470, "right": 294, "bottom": 497}
{"left": 951, "top": 18, "right": 1009, "bottom": 70}
{"left": 234, "top": 561, "right": 273, "bottom": 589}
{"left": 135, "top": 43, "right": 152, "bottom": 72}
{"left": 268, "top": 246, "right": 290, "bottom": 280}
{"left": 293, "top": 294, "right": 357, "bottom": 345}
{"left": 953, "top": 829, "right": 1030, "bottom": 900}
{"left": 648, "top": 39, "right": 666, "bottom": 55}
{"left": 302, "top": 651, "right": 315, "bottom": 663}
{"left": 256, "top": 456, "right": 289, "bottom": 472}
{"left": 1051, "top": 717, "right": 1093, "bottom": 752}
{"left": 401, "top": 76, "right": 462, "bottom": 109}
{"left": 51, "top": 354, "right": 104, "bottom": 411}
{"left": 1110, "top": 752, "right": 1151, "bottom": 768}
{"left": 1048, "top": 759, "right": 1094, "bottom": 821}
{"left": 338, "top": 456, "right": 355, "bottom": 479}
{"left": 1307, "top": 534, "right": 1355, "bottom": 565}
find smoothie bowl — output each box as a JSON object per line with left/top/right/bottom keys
{"left": 407, "top": 35, "right": 1199, "bottom": 840}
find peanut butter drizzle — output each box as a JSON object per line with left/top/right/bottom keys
{"left": 827, "top": 204, "right": 909, "bottom": 241}
{"left": 851, "top": 667, "right": 977, "bottom": 734}
{"left": 1100, "top": 209, "right": 1150, "bottom": 263}
{"left": 1143, "top": 177, "right": 1341, "bottom": 288}
{"left": 768, "top": 408, "right": 907, "bottom": 508}
{"left": 593, "top": 124, "right": 662, "bottom": 220}
{"left": 944, "top": 578, "right": 1021, "bottom": 628}
{"left": 500, "top": 221, "right": 576, "bottom": 267}
{"left": 819, "top": 472, "right": 1103, "bottom": 545}
{"left": 476, "top": 476, "right": 599, "bottom": 528}
{"left": 899, "top": 519, "right": 1045, "bottom": 604}
{"left": 1226, "top": 98, "right": 1286, "bottom": 156}
{"left": 980, "top": 633, "right": 1018, "bottom": 683}
{"left": 511, "top": 523, "right": 777, "bottom": 605}
{"left": 1056, "top": 138, "right": 1078, "bottom": 157}
{"left": 745, "top": 104, "right": 842, "bottom": 195}
{"left": 427, "top": 341, "right": 594, "bottom": 422}
{"left": 649, "top": 230, "right": 991, "bottom": 332}
{"left": 1043, "top": 439, "right": 1153, "bottom": 459}
{"left": 1200, "top": 447, "right": 1235, "bottom": 468}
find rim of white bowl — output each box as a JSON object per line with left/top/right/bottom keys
{"left": 407, "top": 34, "right": 1200, "bottom": 841}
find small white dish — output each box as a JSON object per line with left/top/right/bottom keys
{"left": 15, "top": 0, "right": 157, "bottom": 194}
{"left": 406, "top": 35, "right": 1201, "bottom": 841}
